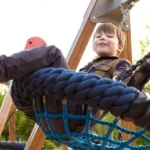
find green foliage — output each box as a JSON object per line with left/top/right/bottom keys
{"left": 0, "top": 83, "right": 35, "bottom": 142}
{"left": 1, "top": 124, "right": 9, "bottom": 141}
{"left": 0, "top": 84, "right": 8, "bottom": 107}
{"left": 42, "top": 140, "right": 56, "bottom": 150}
{"left": 134, "top": 25, "right": 150, "bottom": 62}
{"left": 15, "top": 110, "right": 35, "bottom": 141}
{"left": 136, "top": 126, "right": 150, "bottom": 146}
{"left": 91, "top": 113, "right": 119, "bottom": 140}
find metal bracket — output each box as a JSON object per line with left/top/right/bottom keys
{"left": 90, "top": 0, "right": 138, "bottom": 30}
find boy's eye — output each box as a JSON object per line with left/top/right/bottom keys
{"left": 96, "top": 35, "right": 101, "bottom": 38}
{"left": 107, "top": 35, "right": 113, "bottom": 38}
{"left": 107, "top": 34, "right": 114, "bottom": 38}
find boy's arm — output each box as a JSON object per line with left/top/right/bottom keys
{"left": 119, "top": 92, "right": 150, "bottom": 131}
{"left": 0, "top": 45, "right": 69, "bottom": 82}
{"left": 127, "top": 60, "right": 150, "bottom": 91}
{"left": 112, "top": 60, "right": 150, "bottom": 91}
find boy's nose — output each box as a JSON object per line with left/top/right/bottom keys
{"left": 100, "top": 34, "right": 106, "bottom": 40}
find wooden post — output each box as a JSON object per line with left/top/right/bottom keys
{"left": 67, "top": 0, "right": 97, "bottom": 69}
{"left": 67, "top": 19, "right": 96, "bottom": 70}
{"left": 63, "top": 146, "right": 71, "bottom": 150}
{"left": 120, "top": 30, "right": 136, "bottom": 144}
{"left": 24, "top": 124, "right": 46, "bottom": 150}
{"left": 120, "top": 31, "right": 132, "bottom": 62}
{"left": 0, "top": 84, "right": 14, "bottom": 136}
{"left": 9, "top": 104, "right": 16, "bottom": 141}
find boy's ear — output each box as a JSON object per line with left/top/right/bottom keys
{"left": 118, "top": 45, "right": 123, "bottom": 53}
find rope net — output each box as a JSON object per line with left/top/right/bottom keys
{"left": 33, "top": 97, "right": 150, "bottom": 150}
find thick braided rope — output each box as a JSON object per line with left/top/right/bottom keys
{"left": 0, "top": 141, "right": 26, "bottom": 150}
{"left": 11, "top": 67, "right": 138, "bottom": 116}
{"left": 11, "top": 67, "right": 150, "bottom": 150}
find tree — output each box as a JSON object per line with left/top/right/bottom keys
{"left": 15, "top": 110, "right": 35, "bottom": 141}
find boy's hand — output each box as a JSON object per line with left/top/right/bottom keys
{"left": 119, "top": 92, "right": 150, "bottom": 131}
{"left": 129, "top": 0, "right": 139, "bottom": 2}
{"left": 146, "top": 58, "right": 150, "bottom": 65}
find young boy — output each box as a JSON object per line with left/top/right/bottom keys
{"left": 78, "top": 23, "right": 150, "bottom": 128}
{"left": 80, "top": 23, "right": 150, "bottom": 91}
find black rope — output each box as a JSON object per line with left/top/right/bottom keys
{"left": 4, "top": 108, "right": 20, "bottom": 141}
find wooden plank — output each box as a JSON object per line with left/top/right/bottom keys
{"left": 0, "top": 83, "right": 14, "bottom": 136}
{"left": 24, "top": 124, "right": 46, "bottom": 150}
{"left": 67, "top": 0, "right": 97, "bottom": 70}
{"left": 63, "top": 146, "right": 72, "bottom": 150}
{"left": 0, "top": 82, "right": 17, "bottom": 141}
{"left": 120, "top": 30, "right": 136, "bottom": 144}
{"left": 68, "top": 19, "right": 96, "bottom": 70}
{"left": 120, "top": 31, "right": 132, "bottom": 62}
{"left": 9, "top": 104, "right": 16, "bottom": 141}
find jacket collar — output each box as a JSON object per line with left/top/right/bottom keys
{"left": 94, "top": 56, "right": 119, "bottom": 62}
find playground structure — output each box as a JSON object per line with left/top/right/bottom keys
{"left": 1, "top": 0, "right": 148, "bottom": 149}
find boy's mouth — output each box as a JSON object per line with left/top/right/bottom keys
{"left": 98, "top": 43, "right": 108, "bottom": 46}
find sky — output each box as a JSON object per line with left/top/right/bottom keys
{"left": 0, "top": 0, "right": 149, "bottom": 70}
{"left": 0, "top": 0, "right": 90, "bottom": 57}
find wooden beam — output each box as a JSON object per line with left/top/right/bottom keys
{"left": 0, "top": 82, "right": 17, "bottom": 141}
{"left": 24, "top": 124, "right": 46, "bottom": 150}
{"left": 67, "top": 0, "right": 97, "bottom": 70}
{"left": 63, "top": 146, "right": 72, "bottom": 150}
{"left": 120, "top": 30, "right": 136, "bottom": 144}
{"left": 68, "top": 20, "right": 96, "bottom": 70}
{"left": 0, "top": 84, "right": 14, "bottom": 136}
{"left": 120, "top": 31, "right": 132, "bottom": 62}
{"left": 9, "top": 104, "right": 16, "bottom": 141}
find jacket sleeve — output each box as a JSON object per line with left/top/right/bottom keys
{"left": 112, "top": 60, "right": 150, "bottom": 91}
{"left": 112, "top": 60, "right": 150, "bottom": 130}
{"left": 127, "top": 61, "right": 150, "bottom": 91}
{"left": 120, "top": 92, "right": 150, "bottom": 131}
{"left": 0, "top": 45, "right": 69, "bottom": 82}
{"left": 112, "top": 59, "right": 131, "bottom": 80}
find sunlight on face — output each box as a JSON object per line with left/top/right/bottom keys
{"left": 92, "top": 32, "right": 123, "bottom": 57}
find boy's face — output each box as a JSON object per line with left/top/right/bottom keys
{"left": 92, "top": 32, "right": 123, "bottom": 57}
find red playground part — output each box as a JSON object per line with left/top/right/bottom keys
{"left": 24, "top": 37, "right": 47, "bottom": 50}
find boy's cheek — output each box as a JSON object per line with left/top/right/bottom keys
{"left": 92, "top": 44, "right": 96, "bottom": 51}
